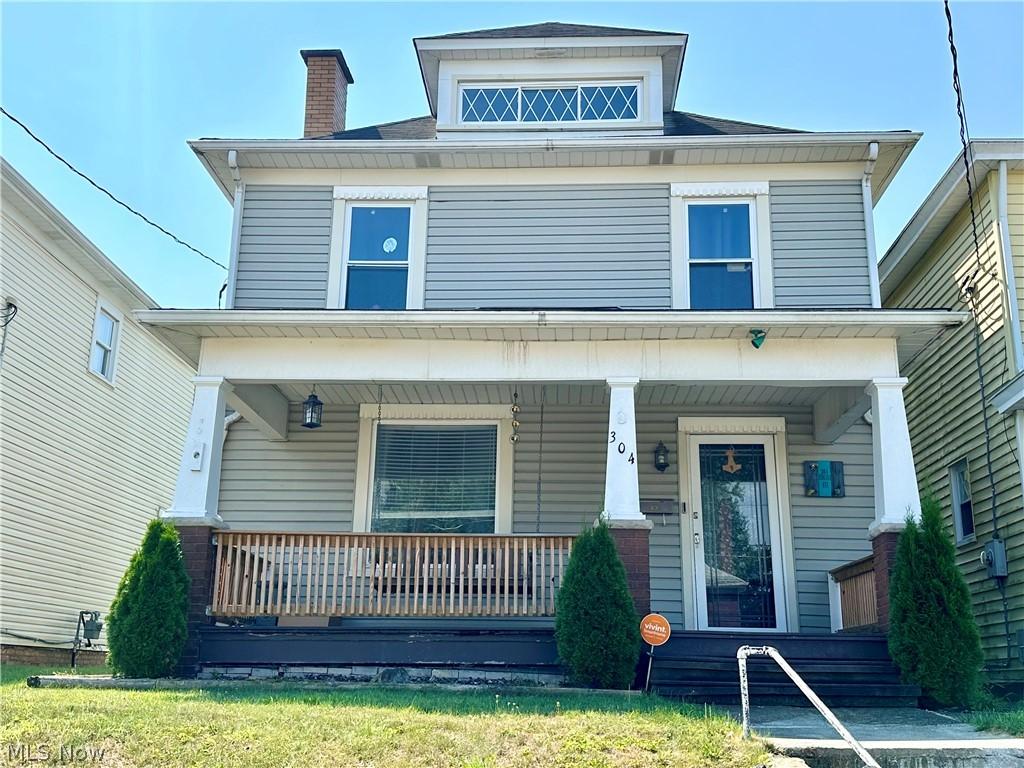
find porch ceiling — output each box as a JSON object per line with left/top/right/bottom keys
{"left": 135, "top": 309, "right": 967, "bottom": 369}
{"left": 272, "top": 381, "right": 830, "bottom": 408}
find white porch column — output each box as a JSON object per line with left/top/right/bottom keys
{"left": 866, "top": 377, "right": 920, "bottom": 536}
{"left": 163, "top": 376, "right": 232, "bottom": 527}
{"left": 602, "top": 377, "right": 644, "bottom": 521}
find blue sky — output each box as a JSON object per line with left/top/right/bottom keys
{"left": 2, "top": 2, "right": 1022, "bottom": 308}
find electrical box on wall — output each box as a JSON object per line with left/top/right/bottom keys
{"left": 803, "top": 461, "right": 845, "bottom": 497}
{"left": 981, "top": 538, "right": 1009, "bottom": 579}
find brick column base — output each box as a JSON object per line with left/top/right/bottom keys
{"left": 604, "top": 520, "right": 653, "bottom": 618}
{"left": 174, "top": 524, "right": 218, "bottom": 677}
{"left": 870, "top": 528, "right": 902, "bottom": 631}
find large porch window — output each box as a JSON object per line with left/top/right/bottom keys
{"left": 370, "top": 423, "right": 498, "bottom": 534}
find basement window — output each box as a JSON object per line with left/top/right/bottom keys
{"left": 949, "top": 458, "right": 975, "bottom": 544}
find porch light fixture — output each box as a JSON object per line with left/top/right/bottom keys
{"left": 749, "top": 328, "right": 767, "bottom": 349}
{"left": 653, "top": 441, "right": 670, "bottom": 473}
{"left": 301, "top": 387, "right": 324, "bottom": 429}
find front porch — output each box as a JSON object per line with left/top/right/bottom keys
{"left": 181, "top": 376, "right": 914, "bottom": 636}
{"left": 140, "top": 310, "right": 960, "bottom": 690}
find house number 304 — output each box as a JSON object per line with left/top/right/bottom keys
{"left": 608, "top": 431, "right": 635, "bottom": 464}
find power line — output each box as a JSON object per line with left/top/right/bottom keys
{"left": 1, "top": 106, "right": 226, "bottom": 271}
{"left": 944, "top": 0, "right": 1012, "bottom": 669}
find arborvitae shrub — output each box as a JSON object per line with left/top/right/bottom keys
{"left": 555, "top": 520, "right": 641, "bottom": 689}
{"left": 107, "top": 520, "right": 190, "bottom": 678}
{"left": 888, "top": 493, "right": 984, "bottom": 707}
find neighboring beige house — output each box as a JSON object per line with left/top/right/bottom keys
{"left": 880, "top": 139, "right": 1024, "bottom": 688}
{"left": 0, "top": 160, "right": 195, "bottom": 663}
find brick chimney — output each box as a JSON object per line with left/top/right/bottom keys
{"left": 300, "top": 49, "right": 354, "bottom": 138}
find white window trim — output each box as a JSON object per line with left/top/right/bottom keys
{"left": 327, "top": 187, "right": 428, "bottom": 310}
{"left": 949, "top": 456, "right": 975, "bottom": 545}
{"left": 352, "top": 404, "right": 514, "bottom": 534}
{"left": 670, "top": 183, "right": 774, "bottom": 310}
{"left": 457, "top": 79, "right": 644, "bottom": 128}
{"left": 675, "top": 415, "right": 799, "bottom": 632}
{"left": 88, "top": 298, "right": 123, "bottom": 385}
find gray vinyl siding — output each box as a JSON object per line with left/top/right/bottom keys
{"left": 424, "top": 184, "right": 672, "bottom": 309}
{"left": 216, "top": 398, "right": 874, "bottom": 633}
{"left": 233, "top": 185, "right": 333, "bottom": 309}
{"left": 769, "top": 180, "right": 873, "bottom": 308}
{"left": 785, "top": 415, "right": 875, "bottom": 632}
{"left": 218, "top": 404, "right": 358, "bottom": 530}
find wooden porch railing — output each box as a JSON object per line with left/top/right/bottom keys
{"left": 829, "top": 555, "right": 878, "bottom": 630}
{"left": 211, "top": 532, "right": 575, "bottom": 618}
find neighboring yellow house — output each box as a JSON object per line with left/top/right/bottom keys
{"left": 880, "top": 139, "right": 1024, "bottom": 689}
{"left": 0, "top": 160, "right": 195, "bottom": 663}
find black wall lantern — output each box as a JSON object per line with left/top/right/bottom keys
{"left": 653, "top": 441, "right": 670, "bottom": 472}
{"left": 301, "top": 387, "right": 324, "bottom": 429}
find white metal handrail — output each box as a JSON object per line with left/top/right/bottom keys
{"left": 737, "top": 645, "right": 880, "bottom": 768}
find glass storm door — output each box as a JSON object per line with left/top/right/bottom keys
{"left": 689, "top": 436, "right": 787, "bottom": 631}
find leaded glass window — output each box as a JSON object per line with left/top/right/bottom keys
{"left": 461, "top": 88, "right": 519, "bottom": 123}
{"left": 460, "top": 83, "right": 640, "bottom": 124}
{"left": 580, "top": 85, "right": 638, "bottom": 120}
{"left": 522, "top": 88, "right": 578, "bottom": 122}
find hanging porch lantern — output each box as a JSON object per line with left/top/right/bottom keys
{"left": 653, "top": 441, "right": 670, "bottom": 473}
{"left": 301, "top": 387, "right": 323, "bottom": 429}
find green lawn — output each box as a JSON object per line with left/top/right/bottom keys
{"left": 0, "top": 664, "right": 768, "bottom": 768}
{"left": 968, "top": 705, "right": 1024, "bottom": 737}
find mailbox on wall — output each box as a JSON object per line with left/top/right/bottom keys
{"left": 803, "top": 460, "right": 845, "bottom": 497}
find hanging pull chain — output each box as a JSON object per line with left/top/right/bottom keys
{"left": 510, "top": 389, "right": 520, "bottom": 443}
{"left": 377, "top": 383, "right": 383, "bottom": 421}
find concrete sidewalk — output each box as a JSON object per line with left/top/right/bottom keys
{"left": 727, "top": 706, "right": 1024, "bottom": 767}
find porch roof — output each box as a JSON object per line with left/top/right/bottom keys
{"left": 136, "top": 308, "right": 966, "bottom": 369}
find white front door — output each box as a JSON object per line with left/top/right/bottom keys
{"left": 687, "top": 435, "right": 788, "bottom": 631}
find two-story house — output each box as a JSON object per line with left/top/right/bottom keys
{"left": 880, "top": 140, "right": 1024, "bottom": 693}
{"left": 0, "top": 160, "right": 195, "bottom": 665}
{"left": 141, "top": 23, "right": 964, "bottom": 701}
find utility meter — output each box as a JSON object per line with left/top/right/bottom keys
{"left": 980, "top": 538, "right": 1009, "bottom": 579}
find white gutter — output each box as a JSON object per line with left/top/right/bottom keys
{"left": 190, "top": 131, "right": 918, "bottom": 155}
{"left": 862, "top": 142, "right": 882, "bottom": 308}
{"left": 997, "top": 160, "right": 1024, "bottom": 373}
{"left": 224, "top": 150, "right": 244, "bottom": 310}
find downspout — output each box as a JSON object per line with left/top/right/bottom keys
{"left": 862, "top": 142, "right": 882, "bottom": 308}
{"left": 224, "top": 150, "right": 244, "bottom": 310}
{"left": 997, "top": 160, "right": 1024, "bottom": 372}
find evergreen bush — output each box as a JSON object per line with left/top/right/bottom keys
{"left": 107, "top": 519, "right": 190, "bottom": 678}
{"left": 555, "top": 520, "right": 641, "bottom": 689}
{"left": 888, "top": 493, "right": 984, "bottom": 707}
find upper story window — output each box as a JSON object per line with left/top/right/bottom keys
{"left": 344, "top": 205, "right": 411, "bottom": 310}
{"left": 89, "top": 300, "right": 121, "bottom": 383}
{"left": 949, "top": 458, "right": 975, "bottom": 544}
{"left": 685, "top": 201, "right": 756, "bottom": 310}
{"left": 460, "top": 82, "right": 640, "bottom": 125}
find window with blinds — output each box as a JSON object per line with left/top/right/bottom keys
{"left": 371, "top": 424, "right": 498, "bottom": 533}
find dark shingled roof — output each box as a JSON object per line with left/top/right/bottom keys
{"left": 314, "top": 111, "right": 801, "bottom": 141}
{"left": 418, "top": 22, "right": 682, "bottom": 40}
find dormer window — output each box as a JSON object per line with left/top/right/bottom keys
{"left": 459, "top": 82, "right": 640, "bottom": 125}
